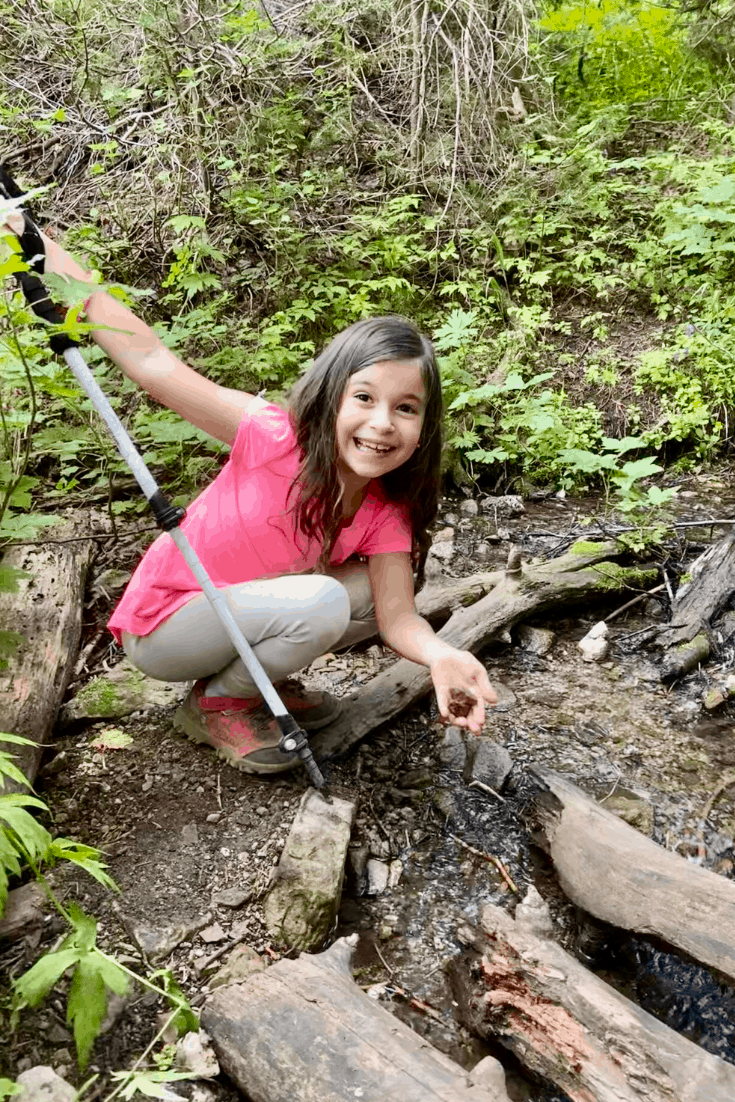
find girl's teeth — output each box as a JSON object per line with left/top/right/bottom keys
{"left": 356, "top": 439, "right": 391, "bottom": 453}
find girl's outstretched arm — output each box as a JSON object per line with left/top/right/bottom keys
{"left": 370, "top": 551, "right": 497, "bottom": 734}
{"left": 2, "top": 216, "right": 253, "bottom": 446}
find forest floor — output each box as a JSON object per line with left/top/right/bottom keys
{"left": 3, "top": 480, "right": 735, "bottom": 1102}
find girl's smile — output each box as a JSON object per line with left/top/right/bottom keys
{"left": 335, "top": 360, "right": 425, "bottom": 492}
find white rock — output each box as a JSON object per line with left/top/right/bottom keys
{"left": 578, "top": 621, "right": 609, "bottom": 662}
{"left": 366, "top": 858, "right": 390, "bottom": 895}
{"left": 468, "top": 1055, "right": 511, "bottom": 1099}
{"left": 514, "top": 885, "right": 554, "bottom": 939}
{"left": 459, "top": 498, "right": 479, "bottom": 516}
{"left": 15, "top": 1068, "right": 76, "bottom": 1102}
{"left": 175, "top": 1029, "right": 220, "bottom": 1078}
{"left": 388, "top": 859, "right": 403, "bottom": 888}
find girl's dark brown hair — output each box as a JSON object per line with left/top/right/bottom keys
{"left": 288, "top": 316, "right": 443, "bottom": 591}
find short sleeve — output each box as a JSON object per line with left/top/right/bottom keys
{"left": 230, "top": 400, "right": 294, "bottom": 472}
{"left": 357, "top": 500, "right": 413, "bottom": 558}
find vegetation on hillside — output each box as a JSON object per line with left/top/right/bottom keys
{"left": 2, "top": 0, "right": 735, "bottom": 529}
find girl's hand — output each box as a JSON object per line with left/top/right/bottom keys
{"left": 1, "top": 209, "right": 25, "bottom": 238}
{"left": 429, "top": 648, "right": 497, "bottom": 734}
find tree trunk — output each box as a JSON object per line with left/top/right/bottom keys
{"left": 0, "top": 517, "right": 95, "bottom": 789}
{"left": 657, "top": 530, "right": 735, "bottom": 649}
{"left": 315, "top": 543, "right": 656, "bottom": 760}
{"left": 454, "top": 900, "right": 735, "bottom": 1102}
{"left": 202, "top": 935, "right": 511, "bottom": 1102}
{"left": 525, "top": 766, "right": 735, "bottom": 985}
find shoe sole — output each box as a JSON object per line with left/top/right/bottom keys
{"left": 172, "top": 707, "right": 301, "bottom": 775}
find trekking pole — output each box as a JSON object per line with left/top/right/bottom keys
{"left": 0, "top": 170, "right": 326, "bottom": 789}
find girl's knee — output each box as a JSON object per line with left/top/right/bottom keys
{"left": 302, "top": 575, "right": 352, "bottom": 646}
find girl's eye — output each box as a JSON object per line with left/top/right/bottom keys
{"left": 398, "top": 403, "right": 418, "bottom": 414}
{"left": 354, "top": 392, "right": 372, "bottom": 402}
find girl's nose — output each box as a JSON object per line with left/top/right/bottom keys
{"left": 369, "top": 403, "right": 394, "bottom": 431}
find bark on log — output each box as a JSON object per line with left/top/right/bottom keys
{"left": 525, "top": 766, "right": 735, "bottom": 985}
{"left": 201, "top": 935, "right": 511, "bottom": 1102}
{"left": 0, "top": 517, "right": 95, "bottom": 789}
{"left": 315, "top": 542, "right": 656, "bottom": 760}
{"left": 454, "top": 900, "right": 735, "bottom": 1102}
{"left": 657, "top": 531, "right": 735, "bottom": 649}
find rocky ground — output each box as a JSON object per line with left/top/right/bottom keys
{"left": 3, "top": 481, "right": 735, "bottom": 1101}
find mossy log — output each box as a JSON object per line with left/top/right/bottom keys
{"left": 315, "top": 542, "right": 656, "bottom": 760}
{"left": 525, "top": 766, "right": 735, "bottom": 985}
{"left": 454, "top": 901, "right": 735, "bottom": 1102}
{"left": 0, "top": 516, "right": 95, "bottom": 790}
{"left": 657, "top": 530, "right": 735, "bottom": 650}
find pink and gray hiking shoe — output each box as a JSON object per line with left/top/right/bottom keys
{"left": 172, "top": 679, "right": 340, "bottom": 774}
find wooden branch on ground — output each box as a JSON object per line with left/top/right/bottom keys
{"left": 0, "top": 514, "right": 95, "bottom": 790}
{"left": 454, "top": 897, "right": 735, "bottom": 1102}
{"left": 316, "top": 542, "right": 655, "bottom": 760}
{"left": 525, "top": 766, "right": 735, "bottom": 986}
{"left": 202, "top": 935, "right": 512, "bottom": 1102}
{"left": 657, "top": 530, "right": 735, "bottom": 649}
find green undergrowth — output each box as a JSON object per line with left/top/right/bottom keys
{"left": 1, "top": 0, "right": 735, "bottom": 535}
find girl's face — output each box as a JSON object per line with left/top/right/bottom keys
{"left": 335, "top": 359, "right": 425, "bottom": 490}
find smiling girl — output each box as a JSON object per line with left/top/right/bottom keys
{"left": 2, "top": 217, "right": 497, "bottom": 773}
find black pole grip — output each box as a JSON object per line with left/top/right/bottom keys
{"left": 0, "top": 164, "right": 78, "bottom": 354}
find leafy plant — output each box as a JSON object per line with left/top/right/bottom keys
{"left": 1, "top": 734, "right": 198, "bottom": 1072}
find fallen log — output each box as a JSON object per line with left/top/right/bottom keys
{"left": 316, "top": 542, "right": 656, "bottom": 759}
{"left": 0, "top": 516, "right": 95, "bottom": 790}
{"left": 201, "top": 934, "right": 511, "bottom": 1102}
{"left": 657, "top": 530, "right": 735, "bottom": 650}
{"left": 454, "top": 895, "right": 735, "bottom": 1102}
{"left": 525, "top": 766, "right": 735, "bottom": 986}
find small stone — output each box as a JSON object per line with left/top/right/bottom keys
{"left": 578, "top": 621, "right": 609, "bottom": 662}
{"left": 433, "top": 526, "right": 455, "bottom": 542}
{"left": 175, "top": 1030, "right": 220, "bottom": 1078}
{"left": 206, "top": 812, "right": 222, "bottom": 823}
{"left": 0, "top": 882, "right": 46, "bottom": 943}
{"left": 438, "top": 726, "right": 467, "bottom": 770}
{"left": 480, "top": 495, "right": 525, "bottom": 517}
{"left": 181, "top": 822, "right": 199, "bottom": 845}
{"left": 200, "top": 922, "right": 227, "bottom": 944}
{"left": 310, "top": 653, "right": 335, "bottom": 670}
{"left": 142, "top": 777, "right": 153, "bottom": 793}
{"left": 366, "top": 859, "right": 390, "bottom": 895}
{"left": 47, "top": 1024, "right": 72, "bottom": 1045}
{"left": 466, "top": 738, "right": 513, "bottom": 791}
{"left": 388, "top": 859, "right": 403, "bottom": 888}
{"left": 703, "top": 687, "right": 727, "bottom": 712}
{"left": 397, "top": 768, "right": 432, "bottom": 790}
{"left": 459, "top": 498, "right": 479, "bottom": 517}
{"left": 726, "top": 673, "right": 735, "bottom": 697}
{"left": 605, "top": 793, "right": 653, "bottom": 836}
{"left": 469, "top": 1055, "right": 509, "bottom": 1095}
{"left": 443, "top": 512, "right": 459, "bottom": 525}
{"left": 15, "top": 1067, "right": 76, "bottom": 1102}
{"left": 212, "top": 887, "right": 251, "bottom": 909}
{"left": 475, "top": 542, "right": 494, "bottom": 561}
{"left": 130, "top": 915, "right": 210, "bottom": 962}
{"left": 514, "top": 886, "right": 554, "bottom": 939}
{"left": 516, "top": 624, "right": 555, "bottom": 656}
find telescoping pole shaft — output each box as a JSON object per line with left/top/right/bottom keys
{"left": 61, "top": 345, "right": 325, "bottom": 788}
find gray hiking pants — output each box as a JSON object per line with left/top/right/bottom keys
{"left": 122, "top": 559, "right": 376, "bottom": 699}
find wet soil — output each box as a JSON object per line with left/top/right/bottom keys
{"left": 3, "top": 482, "right": 735, "bottom": 1102}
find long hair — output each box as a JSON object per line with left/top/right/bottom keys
{"left": 288, "top": 316, "right": 443, "bottom": 591}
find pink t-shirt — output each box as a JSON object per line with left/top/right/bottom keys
{"left": 108, "top": 400, "right": 412, "bottom": 643}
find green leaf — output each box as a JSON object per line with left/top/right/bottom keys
{"left": 15, "top": 948, "right": 80, "bottom": 1007}
{"left": 50, "top": 840, "right": 120, "bottom": 893}
{"left": 89, "top": 730, "right": 133, "bottom": 752}
{"left": 0, "top": 1079, "right": 22, "bottom": 1101}
{"left": 148, "top": 968, "right": 198, "bottom": 1035}
{"left": 111, "top": 1071, "right": 198, "bottom": 1101}
{"left": 67, "top": 903, "right": 99, "bottom": 953}
{"left": 67, "top": 953, "right": 109, "bottom": 1070}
